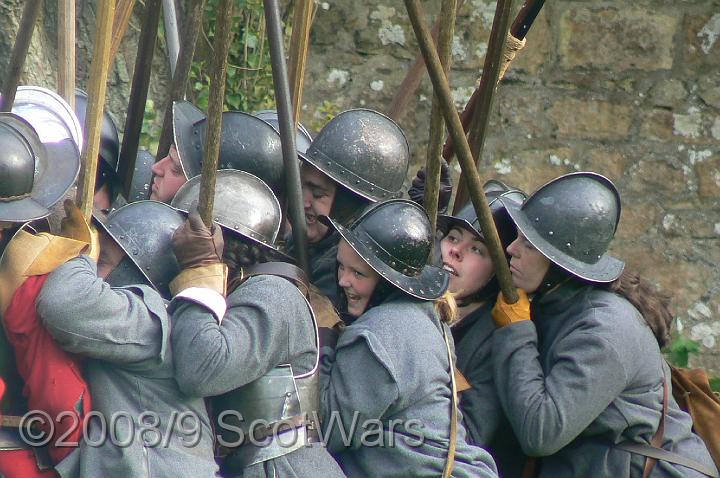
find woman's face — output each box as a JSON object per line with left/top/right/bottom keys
{"left": 336, "top": 239, "right": 380, "bottom": 317}
{"left": 506, "top": 231, "right": 551, "bottom": 294}
{"left": 440, "top": 226, "right": 495, "bottom": 300}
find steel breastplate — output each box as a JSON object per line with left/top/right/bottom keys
{"left": 213, "top": 364, "right": 321, "bottom": 468}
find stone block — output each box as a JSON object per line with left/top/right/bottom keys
{"left": 587, "top": 147, "right": 626, "bottom": 183}
{"left": 615, "top": 202, "right": 660, "bottom": 240}
{"left": 698, "top": 73, "right": 720, "bottom": 110}
{"left": 695, "top": 155, "right": 720, "bottom": 198}
{"left": 649, "top": 79, "right": 689, "bottom": 109}
{"left": 640, "top": 109, "right": 675, "bottom": 141}
{"left": 626, "top": 158, "right": 690, "bottom": 198}
{"left": 559, "top": 6, "right": 678, "bottom": 71}
{"left": 488, "top": 147, "right": 575, "bottom": 193}
{"left": 547, "top": 98, "right": 633, "bottom": 140}
{"left": 683, "top": 13, "right": 720, "bottom": 68}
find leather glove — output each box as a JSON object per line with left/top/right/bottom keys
{"left": 172, "top": 202, "right": 224, "bottom": 269}
{"left": 59, "top": 199, "right": 100, "bottom": 262}
{"left": 408, "top": 158, "right": 453, "bottom": 213}
{"left": 492, "top": 289, "right": 531, "bottom": 327}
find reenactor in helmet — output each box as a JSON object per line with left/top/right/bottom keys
{"left": 34, "top": 201, "right": 219, "bottom": 477}
{"left": 489, "top": 173, "right": 716, "bottom": 478}
{"left": 292, "top": 109, "right": 411, "bottom": 304}
{"left": 0, "top": 111, "right": 86, "bottom": 477}
{"left": 317, "top": 199, "right": 498, "bottom": 477}
{"left": 436, "top": 180, "right": 529, "bottom": 477}
{"left": 150, "top": 102, "right": 306, "bottom": 205}
{"left": 168, "top": 170, "right": 345, "bottom": 477}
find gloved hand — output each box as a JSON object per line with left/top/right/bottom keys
{"left": 407, "top": 158, "right": 453, "bottom": 213}
{"left": 492, "top": 289, "right": 531, "bottom": 327}
{"left": 172, "top": 202, "right": 224, "bottom": 269}
{"left": 59, "top": 199, "right": 100, "bottom": 262}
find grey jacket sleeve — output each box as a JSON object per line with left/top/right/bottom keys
{"left": 319, "top": 329, "right": 400, "bottom": 452}
{"left": 492, "top": 320, "right": 628, "bottom": 456}
{"left": 170, "top": 275, "right": 312, "bottom": 397}
{"left": 36, "top": 255, "right": 164, "bottom": 366}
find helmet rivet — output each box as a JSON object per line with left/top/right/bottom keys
{"left": 597, "top": 255, "right": 602, "bottom": 259}
{"left": 535, "top": 217, "right": 539, "bottom": 222}
{"left": 369, "top": 187, "right": 374, "bottom": 191}
{"left": 566, "top": 242, "right": 571, "bottom": 248}
{"left": 548, "top": 231, "right": 554, "bottom": 236}
{"left": 409, "top": 287, "right": 414, "bottom": 292}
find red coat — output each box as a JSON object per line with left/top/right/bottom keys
{"left": 2, "top": 274, "right": 92, "bottom": 468}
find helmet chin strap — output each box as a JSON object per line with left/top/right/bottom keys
{"left": 533, "top": 264, "right": 572, "bottom": 300}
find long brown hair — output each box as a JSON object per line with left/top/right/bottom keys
{"left": 224, "top": 232, "right": 274, "bottom": 293}
{"left": 604, "top": 269, "right": 674, "bottom": 348}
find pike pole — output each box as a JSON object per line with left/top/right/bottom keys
{"left": 404, "top": 0, "right": 518, "bottom": 304}
{"left": 423, "top": 0, "right": 457, "bottom": 244}
{"left": 197, "top": 0, "right": 234, "bottom": 227}
{"left": 157, "top": 0, "right": 206, "bottom": 160}
{"left": 109, "top": 0, "right": 137, "bottom": 65}
{"left": 449, "top": 0, "right": 545, "bottom": 211}
{"left": 287, "top": 0, "right": 315, "bottom": 127}
{"left": 386, "top": 0, "right": 465, "bottom": 122}
{"left": 162, "top": 0, "right": 181, "bottom": 76}
{"left": 0, "top": 0, "right": 42, "bottom": 111}
{"left": 58, "top": 0, "right": 76, "bottom": 109}
{"left": 76, "top": 0, "right": 117, "bottom": 221}
{"left": 263, "top": 0, "right": 310, "bottom": 275}
{"left": 118, "top": 0, "right": 162, "bottom": 200}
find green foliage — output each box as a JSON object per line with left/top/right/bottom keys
{"left": 664, "top": 334, "right": 701, "bottom": 368}
{"left": 189, "top": 0, "right": 278, "bottom": 113}
{"left": 140, "top": 99, "right": 161, "bottom": 153}
{"left": 310, "top": 100, "right": 342, "bottom": 131}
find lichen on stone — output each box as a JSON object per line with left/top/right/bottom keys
{"left": 327, "top": 69, "right": 349, "bottom": 87}
{"left": 697, "top": 13, "right": 720, "bottom": 55}
{"left": 673, "top": 107, "right": 703, "bottom": 138}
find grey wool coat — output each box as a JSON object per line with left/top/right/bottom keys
{"left": 286, "top": 230, "right": 340, "bottom": 303}
{"left": 36, "top": 255, "right": 219, "bottom": 478}
{"left": 319, "top": 293, "right": 499, "bottom": 478}
{"left": 170, "top": 274, "right": 346, "bottom": 478}
{"left": 453, "top": 302, "right": 527, "bottom": 478}
{"left": 492, "top": 280, "right": 716, "bottom": 477}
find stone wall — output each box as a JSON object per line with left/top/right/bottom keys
{"left": 1, "top": 1, "right": 718, "bottom": 370}
{"left": 302, "top": 0, "right": 720, "bottom": 372}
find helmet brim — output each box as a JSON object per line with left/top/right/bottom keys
{"left": 500, "top": 196, "right": 624, "bottom": 283}
{"left": 172, "top": 101, "right": 206, "bottom": 180}
{"left": 33, "top": 138, "right": 81, "bottom": 209}
{"left": 320, "top": 215, "right": 448, "bottom": 300}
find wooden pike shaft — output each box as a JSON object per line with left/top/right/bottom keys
{"left": 109, "top": 0, "right": 137, "bottom": 64}
{"left": 198, "top": 0, "right": 234, "bottom": 227}
{"left": 76, "top": 0, "right": 117, "bottom": 221}
{"left": 452, "top": 0, "right": 514, "bottom": 212}
{"left": 387, "top": 0, "right": 465, "bottom": 122}
{"left": 287, "top": 0, "right": 314, "bottom": 127}
{"left": 0, "top": 0, "right": 42, "bottom": 112}
{"left": 118, "top": 0, "right": 162, "bottom": 200}
{"left": 156, "top": 0, "right": 206, "bottom": 160}
{"left": 404, "top": 0, "right": 518, "bottom": 303}
{"left": 58, "top": 0, "right": 76, "bottom": 109}
{"left": 424, "top": 0, "right": 457, "bottom": 242}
